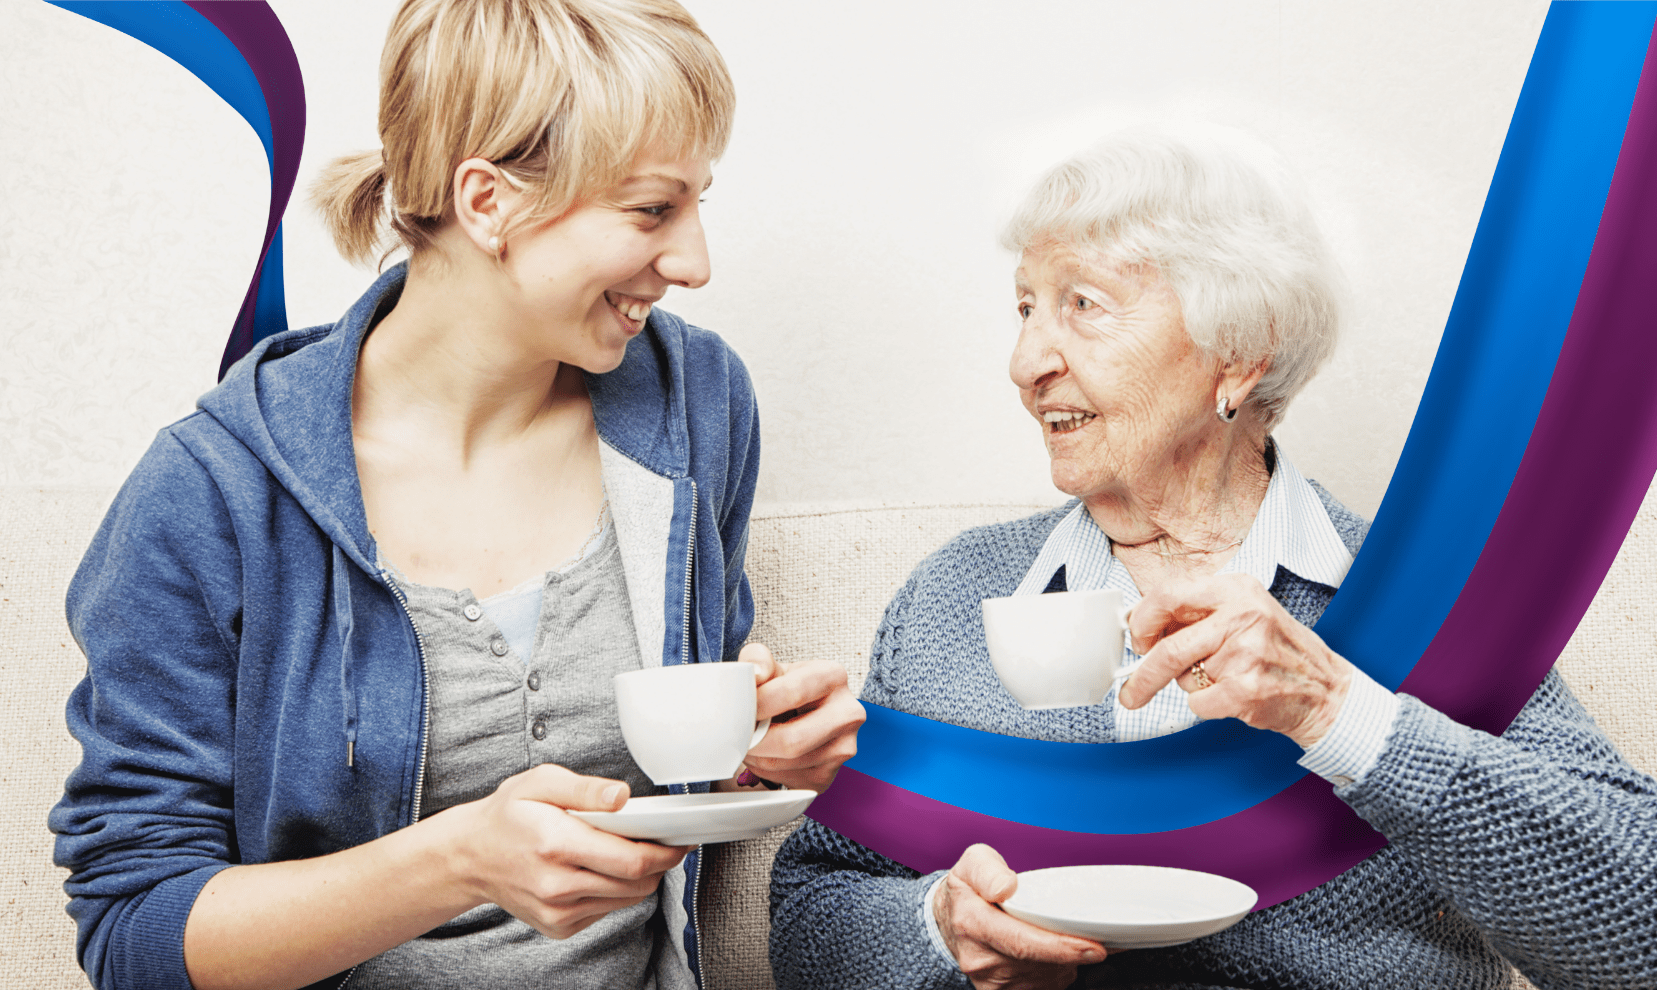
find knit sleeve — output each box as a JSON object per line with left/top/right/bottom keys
{"left": 769, "top": 572, "right": 970, "bottom": 990}
{"left": 857, "top": 571, "right": 920, "bottom": 712}
{"left": 1339, "top": 670, "right": 1657, "bottom": 989}
{"left": 768, "top": 821, "right": 965, "bottom": 990}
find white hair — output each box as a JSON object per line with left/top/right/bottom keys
{"left": 1001, "top": 125, "right": 1343, "bottom": 429}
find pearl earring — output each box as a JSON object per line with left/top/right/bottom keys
{"left": 487, "top": 235, "right": 500, "bottom": 254}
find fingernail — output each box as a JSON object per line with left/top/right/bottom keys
{"left": 602, "top": 783, "right": 626, "bottom": 805}
{"left": 1083, "top": 949, "right": 1105, "bottom": 963}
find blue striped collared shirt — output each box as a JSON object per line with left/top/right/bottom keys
{"left": 1012, "top": 444, "right": 1399, "bottom": 784}
{"left": 919, "top": 446, "right": 1399, "bottom": 958}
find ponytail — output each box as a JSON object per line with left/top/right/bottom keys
{"left": 311, "top": 150, "right": 390, "bottom": 267}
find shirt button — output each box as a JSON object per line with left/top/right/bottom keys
{"left": 531, "top": 719, "right": 547, "bottom": 740}
{"left": 464, "top": 603, "right": 482, "bottom": 621}
{"left": 527, "top": 671, "right": 541, "bottom": 691}
{"left": 490, "top": 637, "right": 509, "bottom": 657}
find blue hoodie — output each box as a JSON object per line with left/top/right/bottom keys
{"left": 49, "top": 265, "right": 760, "bottom": 990}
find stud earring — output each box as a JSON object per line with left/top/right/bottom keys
{"left": 487, "top": 235, "right": 500, "bottom": 254}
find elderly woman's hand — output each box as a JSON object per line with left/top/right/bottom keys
{"left": 1118, "top": 574, "right": 1355, "bottom": 748}
{"left": 934, "top": 844, "right": 1107, "bottom": 990}
{"left": 731, "top": 643, "right": 865, "bottom": 793}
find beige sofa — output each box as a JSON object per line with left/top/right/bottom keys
{"left": 4, "top": 488, "right": 1654, "bottom": 988}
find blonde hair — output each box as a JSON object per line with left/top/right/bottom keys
{"left": 312, "top": 0, "right": 734, "bottom": 265}
{"left": 1002, "top": 126, "right": 1343, "bottom": 430}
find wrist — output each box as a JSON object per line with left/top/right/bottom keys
{"left": 1297, "top": 668, "right": 1401, "bottom": 786}
{"left": 1290, "top": 658, "right": 1352, "bottom": 748}
{"left": 931, "top": 875, "right": 958, "bottom": 960}
{"left": 411, "top": 803, "right": 491, "bottom": 913}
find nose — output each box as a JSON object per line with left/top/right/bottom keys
{"left": 1009, "top": 306, "right": 1065, "bottom": 392}
{"left": 657, "top": 211, "right": 711, "bottom": 289}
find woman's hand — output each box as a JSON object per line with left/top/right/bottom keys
{"left": 934, "top": 844, "right": 1107, "bottom": 989}
{"left": 1118, "top": 573, "right": 1353, "bottom": 747}
{"left": 440, "top": 764, "right": 691, "bottom": 939}
{"left": 734, "top": 642, "right": 865, "bottom": 793}
{"left": 184, "top": 764, "right": 689, "bottom": 990}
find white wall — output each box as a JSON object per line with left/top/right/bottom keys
{"left": 1, "top": 0, "right": 1551, "bottom": 518}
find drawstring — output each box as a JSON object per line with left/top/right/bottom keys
{"left": 333, "top": 544, "right": 359, "bottom": 768}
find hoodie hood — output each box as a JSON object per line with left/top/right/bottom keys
{"left": 196, "top": 265, "right": 405, "bottom": 576}
{"left": 193, "top": 266, "right": 408, "bottom": 778}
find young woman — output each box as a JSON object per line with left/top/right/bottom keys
{"left": 50, "top": 3, "right": 863, "bottom": 989}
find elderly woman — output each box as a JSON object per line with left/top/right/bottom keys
{"left": 768, "top": 127, "right": 1657, "bottom": 990}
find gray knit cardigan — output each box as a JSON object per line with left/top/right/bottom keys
{"left": 769, "top": 490, "right": 1657, "bottom": 990}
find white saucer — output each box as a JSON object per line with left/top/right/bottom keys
{"left": 568, "top": 789, "right": 817, "bottom": 846}
{"left": 1002, "top": 865, "right": 1258, "bottom": 950}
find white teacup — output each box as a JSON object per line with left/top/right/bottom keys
{"left": 614, "top": 662, "right": 772, "bottom": 785}
{"left": 981, "top": 589, "right": 1128, "bottom": 709}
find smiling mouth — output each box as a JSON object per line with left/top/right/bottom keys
{"left": 1043, "top": 410, "right": 1097, "bottom": 435}
{"left": 605, "top": 291, "right": 653, "bottom": 330}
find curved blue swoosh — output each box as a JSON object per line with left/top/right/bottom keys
{"left": 50, "top": 1, "right": 302, "bottom": 371}
{"left": 1322, "top": 0, "right": 1657, "bottom": 689}
{"left": 51, "top": 2, "right": 274, "bottom": 166}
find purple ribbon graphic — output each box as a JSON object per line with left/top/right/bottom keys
{"left": 183, "top": 2, "right": 305, "bottom": 378}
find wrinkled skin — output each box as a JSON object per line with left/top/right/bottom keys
{"left": 934, "top": 844, "right": 1107, "bottom": 990}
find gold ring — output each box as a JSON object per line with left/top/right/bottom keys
{"left": 1189, "top": 660, "right": 1214, "bottom": 690}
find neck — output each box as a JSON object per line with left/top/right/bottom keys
{"left": 354, "top": 252, "right": 585, "bottom": 461}
{"left": 1084, "top": 425, "right": 1272, "bottom": 584}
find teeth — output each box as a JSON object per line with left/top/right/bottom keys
{"left": 607, "top": 293, "right": 652, "bottom": 324}
{"left": 1042, "top": 410, "right": 1096, "bottom": 434}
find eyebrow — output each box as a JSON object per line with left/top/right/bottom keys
{"left": 619, "top": 173, "right": 714, "bottom": 193}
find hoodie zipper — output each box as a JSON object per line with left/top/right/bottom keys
{"left": 681, "top": 480, "right": 698, "bottom": 662}
{"left": 681, "top": 480, "right": 704, "bottom": 987}
{"left": 381, "top": 570, "right": 435, "bottom": 825}
{"left": 335, "top": 570, "right": 433, "bottom": 990}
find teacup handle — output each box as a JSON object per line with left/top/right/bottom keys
{"left": 1119, "top": 604, "right": 1136, "bottom": 652}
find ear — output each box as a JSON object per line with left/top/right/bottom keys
{"left": 1216, "top": 358, "right": 1269, "bottom": 415}
{"left": 451, "top": 157, "right": 520, "bottom": 256}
